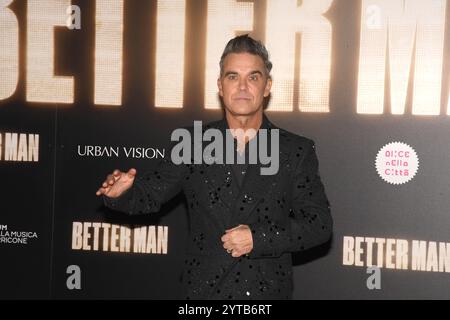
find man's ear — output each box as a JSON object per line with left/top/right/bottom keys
{"left": 217, "top": 78, "right": 223, "bottom": 97}
{"left": 264, "top": 77, "right": 272, "bottom": 97}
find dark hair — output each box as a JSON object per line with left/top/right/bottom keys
{"left": 219, "top": 34, "right": 272, "bottom": 78}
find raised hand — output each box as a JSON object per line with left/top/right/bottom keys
{"left": 95, "top": 168, "right": 137, "bottom": 198}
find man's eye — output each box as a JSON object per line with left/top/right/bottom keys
{"left": 227, "top": 75, "right": 237, "bottom": 80}
{"left": 249, "top": 75, "right": 259, "bottom": 81}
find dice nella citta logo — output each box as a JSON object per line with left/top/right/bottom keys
{"left": 375, "top": 142, "right": 419, "bottom": 185}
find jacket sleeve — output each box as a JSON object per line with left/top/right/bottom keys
{"left": 249, "top": 140, "right": 333, "bottom": 258}
{"left": 102, "top": 145, "right": 188, "bottom": 215}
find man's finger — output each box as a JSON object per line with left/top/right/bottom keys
{"left": 223, "top": 242, "right": 234, "bottom": 250}
{"left": 107, "top": 174, "right": 115, "bottom": 185}
{"left": 96, "top": 187, "right": 107, "bottom": 196}
{"left": 127, "top": 168, "right": 137, "bottom": 177}
{"left": 231, "top": 250, "right": 241, "bottom": 258}
{"left": 225, "top": 225, "right": 241, "bottom": 233}
{"left": 113, "top": 171, "right": 123, "bottom": 182}
{"left": 223, "top": 239, "right": 236, "bottom": 248}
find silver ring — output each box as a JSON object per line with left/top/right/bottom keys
{"left": 227, "top": 249, "right": 232, "bottom": 254}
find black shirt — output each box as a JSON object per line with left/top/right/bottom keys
{"left": 227, "top": 117, "right": 271, "bottom": 188}
{"left": 231, "top": 140, "right": 249, "bottom": 187}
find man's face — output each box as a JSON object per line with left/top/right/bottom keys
{"left": 218, "top": 52, "right": 272, "bottom": 117}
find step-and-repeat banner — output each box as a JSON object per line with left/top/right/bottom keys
{"left": 1, "top": 0, "right": 450, "bottom": 299}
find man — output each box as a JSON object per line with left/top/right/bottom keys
{"left": 96, "top": 35, "right": 332, "bottom": 299}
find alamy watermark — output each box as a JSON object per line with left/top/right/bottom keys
{"left": 66, "top": 265, "right": 81, "bottom": 290}
{"left": 66, "top": 5, "right": 81, "bottom": 30}
{"left": 366, "top": 266, "right": 381, "bottom": 290}
{"left": 170, "top": 121, "right": 280, "bottom": 175}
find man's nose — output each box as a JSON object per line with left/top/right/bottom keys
{"left": 238, "top": 78, "right": 248, "bottom": 90}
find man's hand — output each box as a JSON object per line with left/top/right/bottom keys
{"left": 95, "top": 168, "right": 137, "bottom": 198}
{"left": 221, "top": 224, "right": 253, "bottom": 258}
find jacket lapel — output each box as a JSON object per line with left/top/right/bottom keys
{"left": 201, "top": 119, "right": 240, "bottom": 212}
{"left": 201, "top": 115, "right": 292, "bottom": 228}
{"left": 226, "top": 116, "right": 291, "bottom": 227}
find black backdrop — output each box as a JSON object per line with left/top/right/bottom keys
{"left": 1, "top": 0, "right": 450, "bottom": 299}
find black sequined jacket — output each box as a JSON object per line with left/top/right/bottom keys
{"left": 103, "top": 115, "right": 332, "bottom": 300}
